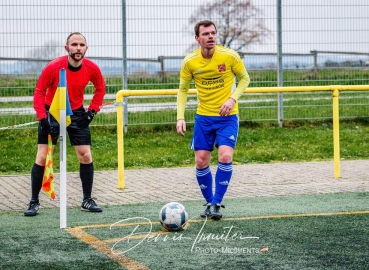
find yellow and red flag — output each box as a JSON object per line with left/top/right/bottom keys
{"left": 42, "top": 134, "right": 55, "bottom": 199}
{"left": 42, "top": 68, "right": 72, "bottom": 200}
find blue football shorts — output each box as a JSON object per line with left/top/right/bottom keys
{"left": 37, "top": 106, "right": 91, "bottom": 146}
{"left": 190, "top": 114, "right": 239, "bottom": 151}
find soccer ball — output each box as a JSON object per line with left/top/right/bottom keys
{"left": 159, "top": 202, "right": 189, "bottom": 231}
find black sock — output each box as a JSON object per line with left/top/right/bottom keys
{"left": 80, "top": 162, "right": 94, "bottom": 200}
{"left": 31, "top": 163, "right": 44, "bottom": 203}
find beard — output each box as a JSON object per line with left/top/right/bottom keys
{"left": 68, "top": 51, "right": 85, "bottom": 62}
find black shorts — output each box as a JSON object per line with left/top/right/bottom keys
{"left": 37, "top": 106, "right": 91, "bottom": 146}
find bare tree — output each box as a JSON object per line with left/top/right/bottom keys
{"left": 26, "top": 40, "right": 64, "bottom": 73}
{"left": 188, "top": 0, "right": 271, "bottom": 53}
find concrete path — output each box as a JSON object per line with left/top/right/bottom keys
{"left": 1, "top": 160, "right": 368, "bottom": 212}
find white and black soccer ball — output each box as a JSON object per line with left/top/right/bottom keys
{"left": 159, "top": 202, "right": 189, "bottom": 231}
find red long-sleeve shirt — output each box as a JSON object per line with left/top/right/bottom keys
{"left": 33, "top": 55, "right": 106, "bottom": 121}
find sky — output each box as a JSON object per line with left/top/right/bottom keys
{"left": 0, "top": 0, "right": 368, "bottom": 62}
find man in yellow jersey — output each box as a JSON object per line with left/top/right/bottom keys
{"left": 176, "top": 20, "right": 250, "bottom": 220}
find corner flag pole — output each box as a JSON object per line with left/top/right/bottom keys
{"left": 59, "top": 68, "right": 67, "bottom": 229}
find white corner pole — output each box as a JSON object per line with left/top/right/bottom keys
{"left": 59, "top": 68, "right": 67, "bottom": 229}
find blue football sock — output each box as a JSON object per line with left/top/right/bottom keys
{"left": 196, "top": 166, "right": 213, "bottom": 203}
{"left": 212, "top": 162, "right": 233, "bottom": 205}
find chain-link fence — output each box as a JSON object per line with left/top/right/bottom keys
{"left": 1, "top": 0, "right": 369, "bottom": 129}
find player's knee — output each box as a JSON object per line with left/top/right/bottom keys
{"left": 75, "top": 145, "right": 91, "bottom": 162}
{"left": 219, "top": 156, "right": 232, "bottom": 163}
{"left": 195, "top": 151, "right": 211, "bottom": 168}
{"left": 78, "top": 153, "right": 92, "bottom": 164}
{"left": 195, "top": 157, "right": 210, "bottom": 168}
{"left": 218, "top": 146, "right": 233, "bottom": 163}
{"left": 35, "top": 156, "right": 47, "bottom": 166}
{"left": 35, "top": 150, "right": 48, "bottom": 165}
{"left": 218, "top": 152, "right": 233, "bottom": 163}
{"left": 196, "top": 161, "right": 208, "bottom": 169}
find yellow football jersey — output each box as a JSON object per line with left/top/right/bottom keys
{"left": 180, "top": 45, "right": 247, "bottom": 116}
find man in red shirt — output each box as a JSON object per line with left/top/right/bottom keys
{"left": 24, "top": 32, "right": 106, "bottom": 216}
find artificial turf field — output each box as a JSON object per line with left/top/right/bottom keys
{"left": 1, "top": 192, "right": 368, "bottom": 270}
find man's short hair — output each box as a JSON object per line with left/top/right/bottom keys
{"left": 194, "top": 20, "right": 217, "bottom": 36}
{"left": 66, "top": 32, "right": 86, "bottom": 45}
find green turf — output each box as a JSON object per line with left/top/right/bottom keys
{"left": 0, "top": 192, "right": 368, "bottom": 269}
{"left": 3, "top": 120, "right": 369, "bottom": 175}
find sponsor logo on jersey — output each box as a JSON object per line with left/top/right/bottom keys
{"left": 201, "top": 76, "right": 224, "bottom": 85}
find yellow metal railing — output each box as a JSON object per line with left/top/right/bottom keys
{"left": 116, "top": 85, "right": 369, "bottom": 189}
